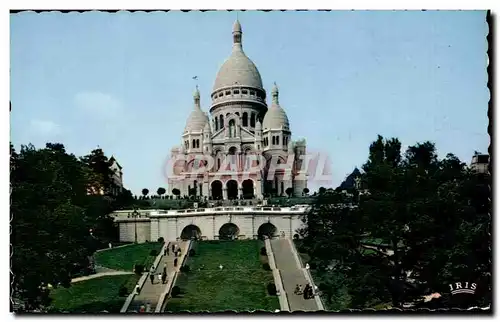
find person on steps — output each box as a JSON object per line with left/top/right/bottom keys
{"left": 294, "top": 284, "right": 301, "bottom": 295}
{"left": 161, "top": 272, "right": 167, "bottom": 284}
{"left": 149, "top": 273, "right": 154, "bottom": 284}
{"left": 174, "top": 258, "right": 178, "bottom": 267}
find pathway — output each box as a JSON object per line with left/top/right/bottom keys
{"left": 71, "top": 271, "right": 133, "bottom": 283}
{"left": 127, "top": 241, "right": 189, "bottom": 312}
{"left": 270, "top": 239, "right": 319, "bottom": 312}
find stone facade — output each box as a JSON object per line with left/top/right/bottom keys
{"left": 168, "top": 20, "right": 307, "bottom": 200}
{"left": 112, "top": 206, "right": 308, "bottom": 242}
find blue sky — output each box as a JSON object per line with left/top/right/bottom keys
{"left": 10, "top": 10, "right": 489, "bottom": 195}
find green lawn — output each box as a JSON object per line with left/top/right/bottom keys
{"left": 95, "top": 242, "right": 163, "bottom": 271}
{"left": 49, "top": 274, "right": 139, "bottom": 313}
{"left": 166, "top": 240, "right": 280, "bottom": 312}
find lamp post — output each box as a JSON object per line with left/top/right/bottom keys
{"left": 132, "top": 208, "right": 139, "bottom": 243}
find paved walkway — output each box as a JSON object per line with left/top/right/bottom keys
{"left": 128, "top": 241, "right": 189, "bottom": 312}
{"left": 270, "top": 239, "right": 319, "bottom": 312}
{"left": 71, "top": 271, "right": 133, "bottom": 283}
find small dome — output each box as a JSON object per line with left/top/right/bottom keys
{"left": 262, "top": 83, "right": 290, "bottom": 131}
{"left": 212, "top": 20, "right": 263, "bottom": 92}
{"left": 184, "top": 87, "right": 209, "bottom": 132}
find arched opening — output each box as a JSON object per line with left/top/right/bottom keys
{"left": 211, "top": 180, "right": 223, "bottom": 200}
{"left": 219, "top": 115, "right": 224, "bottom": 129}
{"left": 219, "top": 223, "right": 240, "bottom": 240}
{"left": 215, "top": 118, "right": 219, "bottom": 131}
{"left": 281, "top": 182, "right": 284, "bottom": 196}
{"left": 228, "top": 119, "right": 236, "bottom": 138}
{"left": 250, "top": 113, "right": 256, "bottom": 127}
{"left": 228, "top": 147, "right": 237, "bottom": 170}
{"left": 242, "top": 179, "right": 254, "bottom": 199}
{"left": 180, "top": 225, "right": 202, "bottom": 240}
{"left": 242, "top": 112, "right": 248, "bottom": 127}
{"left": 257, "top": 223, "right": 277, "bottom": 240}
{"left": 226, "top": 180, "right": 238, "bottom": 200}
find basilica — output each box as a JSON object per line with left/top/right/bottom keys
{"left": 168, "top": 20, "right": 307, "bottom": 200}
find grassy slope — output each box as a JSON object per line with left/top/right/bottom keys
{"left": 166, "top": 240, "right": 279, "bottom": 312}
{"left": 95, "top": 242, "right": 162, "bottom": 271}
{"left": 49, "top": 275, "right": 138, "bottom": 313}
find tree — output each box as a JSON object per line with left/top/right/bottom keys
{"left": 172, "top": 188, "right": 181, "bottom": 198}
{"left": 303, "top": 187, "right": 310, "bottom": 195}
{"left": 11, "top": 143, "right": 95, "bottom": 311}
{"left": 141, "top": 188, "right": 149, "bottom": 198}
{"left": 299, "top": 135, "right": 491, "bottom": 309}
{"left": 157, "top": 187, "right": 166, "bottom": 198}
{"left": 318, "top": 187, "right": 326, "bottom": 195}
{"left": 285, "top": 187, "right": 294, "bottom": 198}
{"left": 80, "top": 148, "right": 116, "bottom": 196}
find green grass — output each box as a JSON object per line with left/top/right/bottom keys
{"left": 95, "top": 242, "right": 162, "bottom": 271}
{"left": 49, "top": 274, "right": 139, "bottom": 313}
{"left": 166, "top": 240, "right": 280, "bottom": 312}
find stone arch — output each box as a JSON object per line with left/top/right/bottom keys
{"left": 219, "top": 223, "right": 240, "bottom": 240}
{"left": 242, "top": 179, "right": 254, "bottom": 199}
{"left": 226, "top": 180, "right": 238, "bottom": 200}
{"left": 211, "top": 180, "right": 223, "bottom": 200}
{"left": 257, "top": 222, "right": 277, "bottom": 240}
{"left": 180, "top": 224, "right": 202, "bottom": 240}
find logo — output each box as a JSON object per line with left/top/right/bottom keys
{"left": 449, "top": 282, "right": 477, "bottom": 295}
{"left": 161, "top": 148, "right": 334, "bottom": 186}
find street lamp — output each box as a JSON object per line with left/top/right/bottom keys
{"left": 132, "top": 208, "right": 139, "bottom": 243}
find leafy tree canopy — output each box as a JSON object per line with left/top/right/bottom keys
{"left": 299, "top": 135, "right": 491, "bottom": 309}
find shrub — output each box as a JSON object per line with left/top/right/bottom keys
{"left": 262, "top": 263, "right": 271, "bottom": 271}
{"left": 293, "top": 234, "right": 300, "bottom": 240}
{"left": 319, "top": 283, "right": 328, "bottom": 291}
{"left": 171, "top": 286, "right": 181, "bottom": 297}
{"left": 118, "top": 286, "right": 128, "bottom": 297}
{"left": 189, "top": 249, "right": 196, "bottom": 257}
{"left": 267, "top": 283, "right": 277, "bottom": 296}
{"left": 260, "top": 247, "right": 267, "bottom": 256}
{"left": 150, "top": 249, "right": 158, "bottom": 256}
{"left": 157, "top": 237, "right": 164, "bottom": 243}
{"left": 134, "top": 264, "right": 144, "bottom": 274}
{"left": 180, "top": 265, "right": 191, "bottom": 273}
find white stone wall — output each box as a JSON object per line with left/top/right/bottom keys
{"left": 115, "top": 211, "right": 305, "bottom": 242}
{"left": 118, "top": 221, "right": 151, "bottom": 243}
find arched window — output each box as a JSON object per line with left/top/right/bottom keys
{"left": 220, "top": 115, "right": 224, "bottom": 128}
{"left": 250, "top": 113, "right": 256, "bottom": 127}
{"left": 196, "top": 139, "right": 200, "bottom": 148}
{"left": 215, "top": 118, "right": 219, "bottom": 131}
{"left": 217, "top": 158, "right": 221, "bottom": 170}
{"left": 272, "top": 136, "right": 275, "bottom": 145}
{"left": 242, "top": 112, "right": 248, "bottom": 127}
{"left": 192, "top": 139, "right": 196, "bottom": 148}
{"left": 281, "top": 182, "right": 284, "bottom": 195}
{"left": 276, "top": 136, "right": 280, "bottom": 145}
{"left": 228, "top": 119, "right": 236, "bottom": 138}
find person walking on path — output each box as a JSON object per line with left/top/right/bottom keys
{"left": 158, "top": 273, "right": 162, "bottom": 284}
{"left": 174, "top": 258, "right": 178, "bottom": 267}
{"left": 164, "top": 246, "right": 167, "bottom": 256}
{"left": 305, "top": 263, "right": 310, "bottom": 270}
{"left": 161, "top": 272, "right": 167, "bottom": 284}
{"left": 149, "top": 274, "right": 155, "bottom": 284}
{"left": 171, "top": 244, "right": 175, "bottom": 253}
{"left": 135, "top": 283, "right": 140, "bottom": 294}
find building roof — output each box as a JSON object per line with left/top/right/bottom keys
{"left": 262, "top": 83, "right": 290, "bottom": 131}
{"left": 109, "top": 156, "right": 122, "bottom": 169}
{"left": 212, "top": 20, "right": 263, "bottom": 92}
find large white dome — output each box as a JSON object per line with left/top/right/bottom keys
{"left": 212, "top": 20, "right": 263, "bottom": 92}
